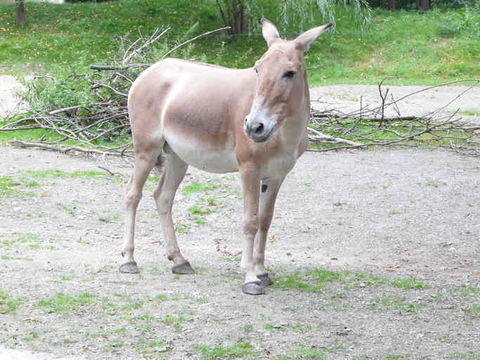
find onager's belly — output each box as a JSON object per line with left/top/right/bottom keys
{"left": 164, "top": 131, "right": 239, "bottom": 173}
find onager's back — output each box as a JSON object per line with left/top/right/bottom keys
{"left": 121, "top": 19, "right": 333, "bottom": 295}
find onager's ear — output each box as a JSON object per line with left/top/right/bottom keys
{"left": 295, "top": 23, "right": 333, "bottom": 52}
{"left": 261, "top": 18, "right": 280, "bottom": 47}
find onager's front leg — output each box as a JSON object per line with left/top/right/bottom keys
{"left": 253, "top": 177, "right": 284, "bottom": 286}
{"left": 239, "top": 165, "right": 264, "bottom": 295}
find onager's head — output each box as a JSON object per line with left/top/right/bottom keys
{"left": 244, "top": 19, "right": 333, "bottom": 143}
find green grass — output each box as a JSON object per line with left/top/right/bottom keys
{"left": 273, "top": 268, "right": 430, "bottom": 292}
{"left": 22, "top": 331, "right": 40, "bottom": 341}
{"left": 182, "top": 181, "right": 224, "bottom": 224}
{"left": 188, "top": 204, "right": 215, "bottom": 216}
{"left": 1, "top": 1, "right": 479, "bottom": 85}
{"left": 0, "top": 289, "right": 23, "bottom": 314}
{"left": 23, "top": 169, "right": 105, "bottom": 178}
{"left": 38, "top": 293, "right": 95, "bottom": 313}
{"left": 465, "top": 304, "right": 480, "bottom": 318}
{"left": 0, "top": 233, "right": 54, "bottom": 249}
{"left": 277, "top": 347, "right": 328, "bottom": 360}
{"left": 450, "top": 353, "right": 480, "bottom": 360}
{"left": 193, "top": 341, "right": 258, "bottom": 360}
{"left": 161, "top": 315, "right": 188, "bottom": 325}
{"left": 459, "top": 110, "right": 480, "bottom": 116}
{"left": 453, "top": 285, "right": 480, "bottom": 297}
{"left": 0, "top": 255, "right": 32, "bottom": 261}
{"left": 0, "top": 175, "right": 37, "bottom": 197}
{"left": 182, "top": 182, "right": 220, "bottom": 195}
{"left": 370, "top": 295, "right": 422, "bottom": 313}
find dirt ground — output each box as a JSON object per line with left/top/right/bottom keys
{"left": 0, "top": 145, "right": 479, "bottom": 360}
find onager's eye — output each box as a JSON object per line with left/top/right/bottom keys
{"left": 254, "top": 67, "right": 258, "bottom": 74}
{"left": 283, "top": 71, "right": 296, "bottom": 79}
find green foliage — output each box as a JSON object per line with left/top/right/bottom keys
{"left": 20, "top": 71, "right": 97, "bottom": 111}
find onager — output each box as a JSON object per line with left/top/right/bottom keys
{"left": 121, "top": 19, "right": 333, "bottom": 295}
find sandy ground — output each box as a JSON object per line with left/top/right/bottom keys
{"left": 0, "top": 146, "right": 479, "bottom": 360}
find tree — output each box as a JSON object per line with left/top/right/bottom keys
{"left": 15, "top": 0, "right": 26, "bottom": 26}
{"left": 215, "top": 0, "right": 371, "bottom": 35}
{"left": 216, "top": 0, "right": 249, "bottom": 35}
{"left": 416, "top": 0, "right": 431, "bottom": 10}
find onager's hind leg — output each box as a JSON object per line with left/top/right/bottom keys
{"left": 153, "top": 151, "right": 193, "bottom": 274}
{"left": 120, "top": 146, "right": 162, "bottom": 274}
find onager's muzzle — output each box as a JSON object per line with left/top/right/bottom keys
{"left": 244, "top": 104, "right": 279, "bottom": 143}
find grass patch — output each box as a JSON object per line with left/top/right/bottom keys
{"left": 273, "top": 269, "right": 342, "bottom": 292}
{"left": 278, "top": 346, "right": 328, "bottom": 360}
{"left": 23, "top": 169, "right": 105, "bottom": 179}
{"left": 161, "top": 315, "right": 188, "bottom": 325}
{"left": 98, "top": 214, "right": 122, "bottom": 223}
{"left": 183, "top": 182, "right": 224, "bottom": 224}
{"left": 0, "top": 176, "right": 37, "bottom": 197}
{"left": 273, "top": 268, "right": 430, "bottom": 292}
{"left": 370, "top": 295, "right": 422, "bottom": 313}
{"left": 193, "top": 341, "right": 258, "bottom": 360}
{"left": 38, "top": 293, "right": 95, "bottom": 313}
{"left": 453, "top": 285, "right": 480, "bottom": 297}
{"left": 22, "top": 331, "right": 40, "bottom": 341}
{"left": 464, "top": 304, "right": 480, "bottom": 318}
{"left": 0, "top": 289, "right": 23, "bottom": 314}
{"left": 0, "top": 233, "right": 54, "bottom": 249}
{"left": 450, "top": 353, "right": 480, "bottom": 360}
{"left": 182, "top": 182, "right": 220, "bottom": 195}
{"left": 188, "top": 204, "right": 215, "bottom": 216}
{"left": 174, "top": 222, "right": 190, "bottom": 233}
{"left": 459, "top": 110, "right": 480, "bottom": 116}
{"left": 0, "top": 255, "right": 33, "bottom": 261}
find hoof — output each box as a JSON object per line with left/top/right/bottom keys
{"left": 119, "top": 261, "right": 139, "bottom": 274}
{"left": 172, "top": 261, "right": 195, "bottom": 274}
{"left": 242, "top": 281, "right": 265, "bottom": 295}
{"left": 257, "top": 273, "right": 274, "bottom": 286}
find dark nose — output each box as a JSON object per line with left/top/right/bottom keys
{"left": 246, "top": 121, "right": 265, "bottom": 136}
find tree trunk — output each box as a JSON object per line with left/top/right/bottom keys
{"left": 15, "top": 0, "right": 26, "bottom": 26}
{"left": 416, "top": 0, "right": 431, "bottom": 10}
{"left": 216, "top": 0, "right": 249, "bottom": 35}
{"left": 388, "top": 0, "right": 396, "bottom": 10}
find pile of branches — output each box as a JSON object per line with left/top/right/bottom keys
{"left": 1, "top": 27, "right": 479, "bottom": 157}
{"left": 307, "top": 79, "right": 480, "bottom": 154}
